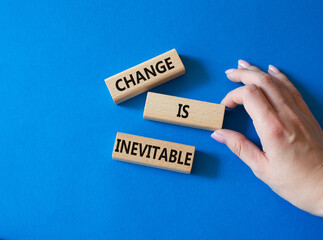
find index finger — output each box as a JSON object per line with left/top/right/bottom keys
{"left": 222, "top": 84, "right": 278, "bottom": 129}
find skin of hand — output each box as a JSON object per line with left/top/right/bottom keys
{"left": 211, "top": 60, "right": 323, "bottom": 216}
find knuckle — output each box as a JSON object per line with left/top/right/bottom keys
{"left": 264, "top": 114, "right": 287, "bottom": 139}
{"left": 232, "top": 141, "right": 243, "bottom": 157}
{"left": 260, "top": 74, "right": 274, "bottom": 86}
{"left": 275, "top": 81, "right": 286, "bottom": 91}
{"left": 244, "top": 84, "right": 259, "bottom": 95}
{"left": 270, "top": 121, "right": 286, "bottom": 138}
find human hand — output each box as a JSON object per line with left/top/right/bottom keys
{"left": 211, "top": 60, "right": 323, "bottom": 216}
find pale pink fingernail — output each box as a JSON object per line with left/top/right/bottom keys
{"left": 269, "top": 65, "right": 280, "bottom": 73}
{"left": 225, "top": 69, "right": 235, "bottom": 74}
{"left": 238, "top": 59, "right": 251, "bottom": 68}
{"left": 211, "top": 131, "right": 226, "bottom": 144}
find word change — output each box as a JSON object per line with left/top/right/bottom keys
{"left": 105, "top": 49, "right": 185, "bottom": 104}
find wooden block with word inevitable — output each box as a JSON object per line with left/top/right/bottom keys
{"left": 112, "top": 132, "right": 195, "bottom": 174}
{"left": 144, "top": 92, "right": 225, "bottom": 131}
{"left": 105, "top": 49, "right": 185, "bottom": 104}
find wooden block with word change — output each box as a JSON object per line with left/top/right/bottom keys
{"left": 144, "top": 92, "right": 225, "bottom": 131}
{"left": 112, "top": 132, "right": 195, "bottom": 174}
{"left": 105, "top": 49, "right": 185, "bottom": 104}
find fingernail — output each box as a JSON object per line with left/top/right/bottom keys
{"left": 225, "top": 69, "right": 235, "bottom": 74}
{"left": 238, "top": 59, "right": 250, "bottom": 68}
{"left": 211, "top": 131, "right": 226, "bottom": 144}
{"left": 269, "top": 65, "right": 280, "bottom": 73}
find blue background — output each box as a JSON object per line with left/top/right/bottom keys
{"left": 0, "top": 0, "right": 322, "bottom": 239}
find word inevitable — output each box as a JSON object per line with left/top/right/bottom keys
{"left": 105, "top": 49, "right": 185, "bottom": 104}
{"left": 112, "top": 132, "right": 195, "bottom": 174}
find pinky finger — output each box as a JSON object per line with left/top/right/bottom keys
{"left": 268, "top": 65, "right": 314, "bottom": 116}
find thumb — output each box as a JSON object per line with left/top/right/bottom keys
{"left": 211, "top": 129, "right": 267, "bottom": 175}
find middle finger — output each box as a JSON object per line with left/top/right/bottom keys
{"left": 225, "top": 68, "right": 288, "bottom": 112}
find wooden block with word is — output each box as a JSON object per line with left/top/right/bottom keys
{"left": 144, "top": 92, "right": 225, "bottom": 131}
{"left": 112, "top": 132, "right": 195, "bottom": 174}
{"left": 105, "top": 49, "right": 185, "bottom": 104}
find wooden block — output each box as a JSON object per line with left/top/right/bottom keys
{"left": 105, "top": 49, "right": 185, "bottom": 104}
{"left": 144, "top": 92, "right": 225, "bottom": 131}
{"left": 112, "top": 132, "right": 195, "bottom": 174}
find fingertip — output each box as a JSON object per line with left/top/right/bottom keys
{"left": 220, "top": 89, "right": 241, "bottom": 109}
{"left": 238, "top": 59, "right": 251, "bottom": 68}
{"left": 268, "top": 64, "right": 280, "bottom": 73}
{"left": 220, "top": 96, "right": 231, "bottom": 108}
{"left": 220, "top": 100, "right": 233, "bottom": 110}
{"left": 211, "top": 130, "right": 226, "bottom": 144}
{"left": 225, "top": 68, "right": 236, "bottom": 74}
